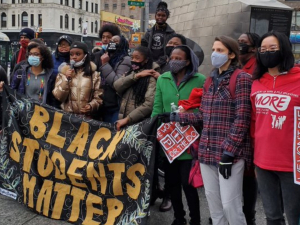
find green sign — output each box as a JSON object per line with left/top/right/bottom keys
{"left": 128, "top": 1, "right": 145, "bottom": 7}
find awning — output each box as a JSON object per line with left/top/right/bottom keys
{"left": 238, "top": 0, "right": 292, "bottom": 10}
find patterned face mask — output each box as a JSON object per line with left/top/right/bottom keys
{"left": 169, "top": 60, "right": 187, "bottom": 74}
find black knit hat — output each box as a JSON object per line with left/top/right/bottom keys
{"left": 70, "top": 41, "right": 88, "bottom": 53}
{"left": 19, "top": 28, "right": 35, "bottom": 40}
{"left": 57, "top": 35, "right": 73, "bottom": 45}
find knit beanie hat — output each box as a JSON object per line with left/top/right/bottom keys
{"left": 19, "top": 28, "right": 35, "bottom": 40}
{"left": 70, "top": 41, "right": 88, "bottom": 53}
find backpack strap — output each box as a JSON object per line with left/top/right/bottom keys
{"left": 203, "top": 77, "right": 213, "bottom": 93}
{"left": 228, "top": 69, "right": 243, "bottom": 99}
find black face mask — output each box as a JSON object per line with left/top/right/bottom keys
{"left": 131, "top": 61, "right": 144, "bottom": 71}
{"left": 107, "top": 42, "right": 119, "bottom": 53}
{"left": 239, "top": 43, "right": 252, "bottom": 55}
{"left": 58, "top": 51, "right": 69, "bottom": 58}
{"left": 259, "top": 51, "right": 282, "bottom": 68}
{"left": 166, "top": 46, "right": 174, "bottom": 57}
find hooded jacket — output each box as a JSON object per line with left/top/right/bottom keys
{"left": 151, "top": 47, "right": 206, "bottom": 160}
{"left": 251, "top": 67, "right": 300, "bottom": 172}
{"left": 141, "top": 23, "right": 175, "bottom": 62}
{"left": 114, "top": 62, "right": 160, "bottom": 124}
{"left": 52, "top": 62, "right": 102, "bottom": 115}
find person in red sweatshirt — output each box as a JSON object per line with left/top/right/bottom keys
{"left": 251, "top": 31, "right": 300, "bottom": 225}
{"left": 238, "top": 32, "right": 260, "bottom": 225}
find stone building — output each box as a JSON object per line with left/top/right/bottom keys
{"left": 0, "top": 0, "right": 100, "bottom": 50}
{"left": 165, "top": 0, "right": 293, "bottom": 74}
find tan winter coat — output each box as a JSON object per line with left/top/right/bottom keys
{"left": 52, "top": 62, "right": 102, "bottom": 115}
{"left": 114, "top": 62, "right": 160, "bottom": 125}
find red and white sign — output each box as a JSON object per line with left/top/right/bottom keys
{"left": 293, "top": 107, "right": 300, "bottom": 185}
{"left": 157, "top": 122, "right": 199, "bottom": 163}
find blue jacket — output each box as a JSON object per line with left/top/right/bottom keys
{"left": 10, "top": 64, "right": 61, "bottom": 109}
{"left": 52, "top": 54, "right": 68, "bottom": 75}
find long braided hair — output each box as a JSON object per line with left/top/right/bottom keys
{"left": 128, "top": 46, "right": 153, "bottom": 107}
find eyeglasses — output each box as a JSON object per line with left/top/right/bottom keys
{"left": 258, "top": 47, "right": 279, "bottom": 54}
{"left": 58, "top": 43, "right": 70, "bottom": 48}
{"left": 28, "top": 52, "right": 41, "bottom": 56}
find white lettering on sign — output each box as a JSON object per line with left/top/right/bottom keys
{"left": 255, "top": 94, "right": 291, "bottom": 113}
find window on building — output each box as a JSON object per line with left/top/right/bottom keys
{"left": 21, "top": 11, "right": 28, "bottom": 26}
{"left": 105, "top": 4, "right": 109, "bottom": 10}
{"left": 91, "top": 3, "right": 94, "bottom": 13}
{"left": 38, "top": 0, "right": 41, "bottom": 2}
{"left": 60, "top": 0, "right": 63, "bottom": 4}
{"left": 95, "top": 4, "right": 98, "bottom": 13}
{"left": 38, "top": 14, "right": 42, "bottom": 26}
{"left": 72, "top": 18, "right": 75, "bottom": 30}
{"left": 22, "top": 0, "right": 28, "bottom": 3}
{"left": 79, "top": 0, "right": 82, "bottom": 9}
{"left": 130, "top": 15, "right": 134, "bottom": 19}
{"left": 12, "top": 14, "right": 16, "bottom": 26}
{"left": 65, "top": 14, "right": 69, "bottom": 29}
{"left": 1, "top": 13, "right": 7, "bottom": 28}
{"left": 60, "top": 15, "right": 63, "bottom": 29}
{"left": 65, "top": 0, "right": 68, "bottom": 6}
{"left": 18, "top": 14, "right": 20, "bottom": 26}
{"left": 95, "top": 20, "right": 98, "bottom": 33}
{"left": 86, "top": 1, "right": 88, "bottom": 11}
{"left": 31, "top": 0, "right": 34, "bottom": 3}
{"left": 121, "top": 3, "right": 125, "bottom": 9}
{"left": 113, "top": 3, "right": 117, "bottom": 9}
{"left": 12, "top": 0, "right": 15, "bottom": 3}
{"left": 91, "top": 22, "right": 93, "bottom": 33}
{"left": 30, "top": 14, "right": 34, "bottom": 27}
{"left": 79, "top": 17, "right": 82, "bottom": 31}
{"left": 72, "top": 0, "right": 74, "bottom": 8}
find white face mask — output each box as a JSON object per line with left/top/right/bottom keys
{"left": 74, "top": 54, "right": 87, "bottom": 67}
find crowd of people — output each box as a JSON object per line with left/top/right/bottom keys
{"left": 0, "top": 1, "right": 300, "bottom": 225}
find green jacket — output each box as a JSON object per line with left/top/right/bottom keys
{"left": 152, "top": 71, "right": 206, "bottom": 160}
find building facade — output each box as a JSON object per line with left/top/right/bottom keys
{"left": 0, "top": 0, "right": 100, "bottom": 51}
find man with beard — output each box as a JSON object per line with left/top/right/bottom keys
{"left": 141, "top": 1, "right": 175, "bottom": 64}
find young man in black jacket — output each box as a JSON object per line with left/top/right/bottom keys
{"left": 141, "top": 1, "right": 175, "bottom": 66}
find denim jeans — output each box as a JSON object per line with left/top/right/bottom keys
{"left": 103, "top": 108, "right": 119, "bottom": 123}
{"left": 255, "top": 166, "right": 300, "bottom": 225}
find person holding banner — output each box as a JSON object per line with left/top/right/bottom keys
{"left": 152, "top": 45, "right": 206, "bottom": 225}
{"left": 114, "top": 46, "right": 160, "bottom": 131}
{"left": 165, "top": 36, "right": 252, "bottom": 225}
{"left": 251, "top": 31, "right": 300, "bottom": 225}
{"left": 52, "top": 42, "right": 102, "bottom": 116}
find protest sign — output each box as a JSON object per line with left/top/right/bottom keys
{"left": 0, "top": 86, "right": 157, "bottom": 224}
{"left": 293, "top": 107, "right": 300, "bottom": 185}
{"left": 157, "top": 122, "right": 199, "bottom": 163}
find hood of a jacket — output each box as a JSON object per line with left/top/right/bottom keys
{"left": 181, "top": 45, "right": 200, "bottom": 81}
{"left": 259, "top": 67, "right": 300, "bottom": 89}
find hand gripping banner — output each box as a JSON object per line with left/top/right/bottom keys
{"left": 0, "top": 86, "right": 158, "bottom": 224}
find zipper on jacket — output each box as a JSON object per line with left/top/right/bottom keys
{"left": 273, "top": 76, "right": 277, "bottom": 89}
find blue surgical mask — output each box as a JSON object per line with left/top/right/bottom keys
{"left": 28, "top": 56, "right": 41, "bottom": 67}
{"left": 211, "top": 51, "right": 228, "bottom": 68}
{"left": 102, "top": 44, "right": 108, "bottom": 51}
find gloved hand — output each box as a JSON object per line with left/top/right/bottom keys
{"left": 219, "top": 154, "right": 234, "bottom": 179}
{"left": 158, "top": 113, "right": 171, "bottom": 123}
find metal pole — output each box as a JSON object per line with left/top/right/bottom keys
{"left": 144, "top": 0, "right": 149, "bottom": 31}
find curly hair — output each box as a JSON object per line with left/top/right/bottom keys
{"left": 99, "top": 24, "right": 121, "bottom": 39}
{"left": 27, "top": 43, "right": 54, "bottom": 69}
{"left": 131, "top": 46, "right": 153, "bottom": 107}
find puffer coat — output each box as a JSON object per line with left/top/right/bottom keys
{"left": 52, "top": 62, "right": 102, "bottom": 115}
{"left": 114, "top": 62, "right": 160, "bottom": 125}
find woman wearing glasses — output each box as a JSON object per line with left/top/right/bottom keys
{"left": 11, "top": 43, "right": 60, "bottom": 108}
{"left": 52, "top": 35, "right": 73, "bottom": 75}
{"left": 251, "top": 31, "right": 300, "bottom": 225}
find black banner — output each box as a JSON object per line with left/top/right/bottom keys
{"left": 0, "top": 86, "right": 157, "bottom": 225}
